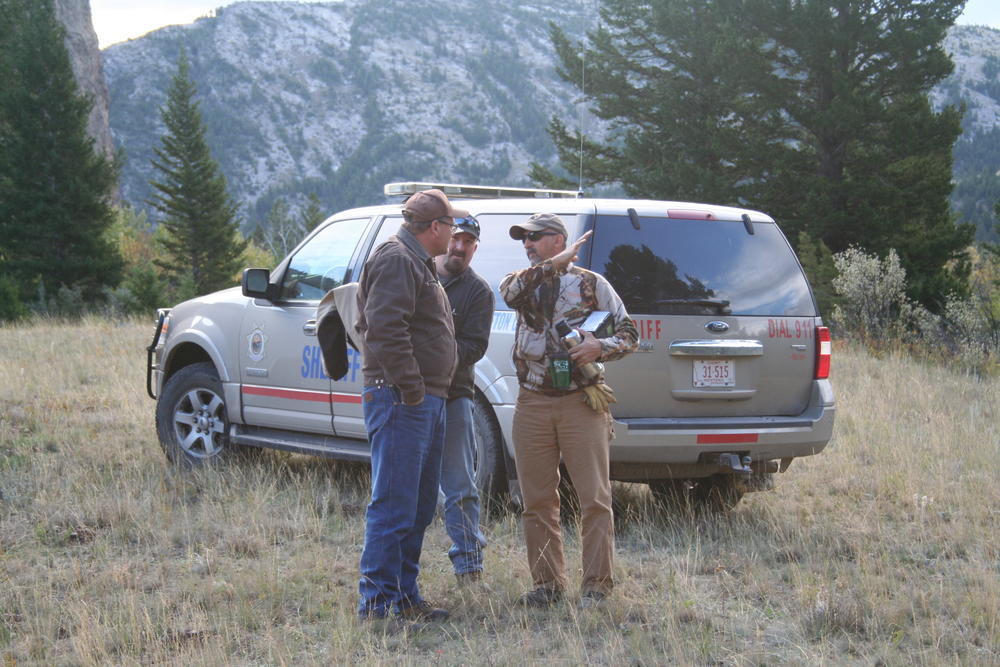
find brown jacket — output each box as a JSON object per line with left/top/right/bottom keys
{"left": 355, "top": 226, "right": 457, "bottom": 404}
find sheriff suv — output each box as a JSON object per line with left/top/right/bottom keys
{"left": 146, "top": 182, "right": 835, "bottom": 510}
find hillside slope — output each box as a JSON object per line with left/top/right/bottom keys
{"left": 104, "top": 4, "right": 999, "bottom": 238}
{"left": 104, "top": 0, "right": 595, "bottom": 223}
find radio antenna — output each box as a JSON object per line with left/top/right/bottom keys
{"left": 578, "top": 47, "right": 585, "bottom": 193}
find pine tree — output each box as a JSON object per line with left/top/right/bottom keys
{"left": 547, "top": 0, "right": 974, "bottom": 310}
{"left": 300, "top": 193, "right": 326, "bottom": 233}
{"left": 149, "top": 49, "right": 246, "bottom": 296}
{"left": 0, "top": 0, "right": 122, "bottom": 307}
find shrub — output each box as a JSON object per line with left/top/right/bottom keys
{"left": 832, "top": 246, "right": 999, "bottom": 374}
{"left": 0, "top": 275, "right": 28, "bottom": 322}
{"left": 831, "top": 248, "right": 925, "bottom": 344}
{"left": 30, "top": 283, "right": 87, "bottom": 318}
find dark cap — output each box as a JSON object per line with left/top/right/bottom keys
{"left": 403, "top": 189, "right": 470, "bottom": 223}
{"left": 453, "top": 215, "right": 481, "bottom": 240}
{"left": 509, "top": 212, "right": 568, "bottom": 240}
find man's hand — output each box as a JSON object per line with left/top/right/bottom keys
{"left": 550, "top": 229, "right": 593, "bottom": 272}
{"left": 569, "top": 330, "right": 602, "bottom": 365}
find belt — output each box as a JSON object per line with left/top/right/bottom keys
{"left": 364, "top": 375, "right": 388, "bottom": 386}
{"left": 525, "top": 385, "right": 581, "bottom": 398}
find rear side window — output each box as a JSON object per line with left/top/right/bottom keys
{"left": 591, "top": 215, "right": 816, "bottom": 317}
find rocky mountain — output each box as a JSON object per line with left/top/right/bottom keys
{"left": 104, "top": 0, "right": 597, "bottom": 226}
{"left": 103, "top": 2, "right": 1000, "bottom": 239}
{"left": 54, "top": 0, "right": 114, "bottom": 159}
{"left": 934, "top": 25, "right": 1000, "bottom": 241}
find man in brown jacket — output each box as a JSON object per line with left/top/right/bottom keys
{"left": 355, "top": 189, "right": 463, "bottom": 622}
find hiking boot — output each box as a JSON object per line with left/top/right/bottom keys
{"left": 398, "top": 600, "right": 450, "bottom": 622}
{"left": 577, "top": 590, "right": 607, "bottom": 610}
{"left": 517, "top": 587, "right": 563, "bottom": 608}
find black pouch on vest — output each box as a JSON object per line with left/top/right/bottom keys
{"left": 548, "top": 351, "right": 572, "bottom": 390}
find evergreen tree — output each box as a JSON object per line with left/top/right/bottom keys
{"left": 149, "top": 49, "right": 246, "bottom": 296}
{"left": 0, "top": 0, "right": 122, "bottom": 308}
{"left": 796, "top": 231, "right": 838, "bottom": 317}
{"left": 547, "top": 0, "right": 973, "bottom": 309}
{"left": 300, "top": 193, "right": 326, "bottom": 232}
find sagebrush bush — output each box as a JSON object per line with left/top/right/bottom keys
{"left": 831, "top": 248, "right": 921, "bottom": 343}
{"left": 31, "top": 283, "right": 87, "bottom": 318}
{"left": 832, "top": 246, "right": 998, "bottom": 373}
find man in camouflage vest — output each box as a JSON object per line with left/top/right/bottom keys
{"left": 499, "top": 213, "right": 638, "bottom": 609}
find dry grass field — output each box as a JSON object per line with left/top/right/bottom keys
{"left": 1, "top": 316, "right": 997, "bottom": 665}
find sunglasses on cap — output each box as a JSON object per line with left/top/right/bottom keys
{"left": 522, "top": 230, "right": 559, "bottom": 242}
{"left": 452, "top": 216, "right": 481, "bottom": 239}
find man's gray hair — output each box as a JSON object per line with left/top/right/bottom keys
{"left": 402, "top": 210, "right": 433, "bottom": 234}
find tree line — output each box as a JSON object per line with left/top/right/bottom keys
{"left": 2, "top": 0, "right": 998, "bottom": 336}
{"left": 0, "top": 0, "right": 312, "bottom": 321}
{"left": 531, "top": 0, "right": 988, "bottom": 313}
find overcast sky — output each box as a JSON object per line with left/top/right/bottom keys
{"left": 91, "top": 0, "right": 1000, "bottom": 49}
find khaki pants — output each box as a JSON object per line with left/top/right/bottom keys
{"left": 512, "top": 388, "right": 614, "bottom": 594}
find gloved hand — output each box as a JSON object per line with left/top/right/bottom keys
{"left": 581, "top": 382, "right": 616, "bottom": 412}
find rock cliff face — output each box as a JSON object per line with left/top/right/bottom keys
{"left": 103, "top": 0, "right": 598, "bottom": 222}
{"left": 53, "top": 0, "right": 114, "bottom": 159}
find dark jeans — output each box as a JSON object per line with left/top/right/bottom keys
{"left": 357, "top": 385, "right": 446, "bottom": 618}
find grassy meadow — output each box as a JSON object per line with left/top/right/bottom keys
{"left": 0, "top": 317, "right": 997, "bottom": 665}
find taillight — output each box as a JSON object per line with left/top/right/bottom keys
{"left": 815, "top": 326, "right": 831, "bottom": 379}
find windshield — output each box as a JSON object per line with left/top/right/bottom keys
{"left": 591, "top": 215, "right": 816, "bottom": 317}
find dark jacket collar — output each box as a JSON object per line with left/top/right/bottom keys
{"left": 395, "top": 225, "right": 432, "bottom": 264}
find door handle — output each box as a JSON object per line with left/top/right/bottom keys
{"left": 303, "top": 320, "right": 318, "bottom": 336}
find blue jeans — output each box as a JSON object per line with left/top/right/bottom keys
{"left": 439, "top": 397, "right": 487, "bottom": 575}
{"left": 358, "top": 385, "right": 446, "bottom": 618}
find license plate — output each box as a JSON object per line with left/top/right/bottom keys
{"left": 693, "top": 359, "right": 734, "bottom": 387}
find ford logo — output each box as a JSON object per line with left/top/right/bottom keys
{"left": 705, "top": 321, "right": 730, "bottom": 333}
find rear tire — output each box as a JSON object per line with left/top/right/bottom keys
{"left": 471, "top": 395, "right": 507, "bottom": 507}
{"left": 156, "top": 362, "right": 238, "bottom": 467}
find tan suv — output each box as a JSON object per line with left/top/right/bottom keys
{"left": 147, "top": 183, "right": 835, "bottom": 509}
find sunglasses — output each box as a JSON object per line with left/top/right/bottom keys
{"left": 434, "top": 217, "right": 455, "bottom": 227}
{"left": 522, "top": 230, "right": 559, "bottom": 242}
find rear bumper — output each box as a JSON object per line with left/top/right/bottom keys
{"left": 608, "top": 380, "right": 834, "bottom": 479}
{"left": 491, "top": 379, "right": 835, "bottom": 482}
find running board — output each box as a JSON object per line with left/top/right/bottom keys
{"left": 230, "top": 424, "right": 371, "bottom": 462}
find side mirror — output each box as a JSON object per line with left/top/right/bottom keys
{"left": 242, "top": 268, "right": 273, "bottom": 299}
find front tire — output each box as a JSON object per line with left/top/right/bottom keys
{"left": 156, "top": 362, "right": 233, "bottom": 466}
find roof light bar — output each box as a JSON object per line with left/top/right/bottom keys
{"left": 384, "top": 182, "right": 582, "bottom": 200}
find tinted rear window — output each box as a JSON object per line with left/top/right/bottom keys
{"left": 591, "top": 215, "right": 816, "bottom": 317}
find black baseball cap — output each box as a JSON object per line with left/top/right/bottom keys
{"left": 453, "top": 215, "right": 481, "bottom": 240}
